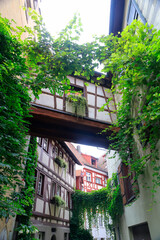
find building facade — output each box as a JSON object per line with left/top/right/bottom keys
{"left": 31, "top": 138, "right": 80, "bottom": 240}
{"left": 109, "top": 1, "right": 160, "bottom": 239}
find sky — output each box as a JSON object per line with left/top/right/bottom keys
{"left": 72, "top": 143, "right": 106, "bottom": 158}
{"left": 40, "top": 0, "right": 110, "bottom": 157}
{"left": 40, "top": 0, "right": 111, "bottom": 43}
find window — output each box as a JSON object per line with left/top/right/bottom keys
{"left": 52, "top": 147, "right": 55, "bottom": 157}
{"left": 51, "top": 235, "right": 56, "bottom": 240}
{"left": 118, "top": 162, "right": 139, "bottom": 205}
{"left": 72, "top": 164, "right": 74, "bottom": 177}
{"left": 131, "top": 223, "right": 151, "bottom": 240}
{"left": 52, "top": 182, "right": 56, "bottom": 197}
{"left": 34, "top": 170, "right": 37, "bottom": 189}
{"left": 43, "top": 138, "right": 48, "bottom": 152}
{"left": 38, "top": 232, "right": 45, "bottom": 240}
{"left": 59, "top": 151, "right": 62, "bottom": 158}
{"left": 66, "top": 191, "right": 69, "bottom": 208}
{"left": 64, "top": 233, "right": 68, "bottom": 240}
{"left": 91, "top": 159, "right": 96, "bottom": 166}
{"left": 69, "top": 161, "right": 73, "bottom": 176}
{"left": 96, "top": 177, "right": 101, "bottom": 184}
{"left": 55, "top": 146, "right": 58, "bottom": 158}
{"left": 37, "top": 173, "right": 44, "bottom": 196}
{"left": 37, "top": 137, "right": 42, "bottom": 146}
{"left": 67, "top": 85, "right": 84, "bottom": 96}
{"left": 86, "top": 172, "right": 91, "bottom": 182}
{"left": 56, "top": 185, "right": 61, "bottom": 196}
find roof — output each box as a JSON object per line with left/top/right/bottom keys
{"left": 97, "top": 155, "right": 108, "bottom": 172}
{"left": 64, "top": 142, "right": 88, "bottom": 165}
{"left": 66, "top": 142, "right": 108, "bottom": 174}
{"left": 60, "top": 141, "right": 82, "bottom": 165}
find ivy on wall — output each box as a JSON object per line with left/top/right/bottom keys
{"left": 0, "top": 10, "right": 98, "bottom": 220}
{"left": 98, "top": 20, "right": 160, "bottom": 195}
{"left": 16, "top": 137, "right": 38, "bottom": 240}
{"left": 70, "top": 174, "right": 123, "bottom": 239}
{"left": 0, "top": 16, "right": 31, "bottom": 218}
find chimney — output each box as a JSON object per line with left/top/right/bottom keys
{"left": 77, "top": 145, "right": 81, "bottom": 153}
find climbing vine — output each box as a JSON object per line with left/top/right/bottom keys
{"left": 70, "top": 174, "right": 123, "bottom": 239}
{"left": 0, "top": 11, "right": 98, "bottom": 222}
{"left": 16, "top": 137, "right": 38, "bottom": 240}
{"left": 98, "top": 20, "right": 160, "bottom": 194}
{"left": 0, "top": 16, "right": 31, "bottom": 218}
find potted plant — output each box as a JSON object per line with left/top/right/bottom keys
{"left": 66, "top": 92, "right": 87, "bottom": 117}
{"left": 50, "top": 195, "right": 65, "bottom": 207}
{"left": 54, "top": 156, "right": 67, "bottom": 169}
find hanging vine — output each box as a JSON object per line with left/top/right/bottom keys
{"left": 98, "top": 20, "right": 160, "bottom": 195}
{"left": 70, "top": 174, "right": 123, "bottom": 239}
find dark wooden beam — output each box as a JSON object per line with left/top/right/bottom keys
{"left": 29, "top": 105, "right": 118, "bottom": 148}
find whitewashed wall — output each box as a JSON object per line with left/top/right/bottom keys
{"left": 32, "top": 76, "right": 116, "bottom": 124}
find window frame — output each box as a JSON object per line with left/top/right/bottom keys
{"left": 95, "top": 177, "right": 101, "bottom": 185}
{"left": 43, "top": 138, "right": 48, "bottom": 152}
{"left": 86, "top": 172, "right": 91, "bottom": 182}
{"left": 56, "top": 185, "right": 61, "bottom": 197}
{"left": 37, "top": 173, "right": 45, "bottom": 196}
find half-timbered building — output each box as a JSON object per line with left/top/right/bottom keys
{"left": 31, "top": 138, "right": 80, "bottom": 240}
{"left": 30, "top": 73, "right": 117, "bottom": 149}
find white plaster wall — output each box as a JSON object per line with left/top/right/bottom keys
{"left": 50, "top": 160, "right": 54, "bottom": 171}
{"left": 56, "top": 98, "right": 63, "bottom": 110}
{"left": 106, "top": 150, "right": 120, "bottom": 179}
{"left": 35, "top": 198, "right": 44, "bottom": 213}
{"left": 88, "top": 107, "right": 95, "bottom": 118}
{"left": 37, "top": 147, "right": 41, "bottom": 158}
{"left": 76, "top": 78, "right": 84, "bottom": 87}
{"left": 118, "top": 159, "right": 160, "bottom": 240}
{"left": 54, "top": 163, "right": 58, "bottom": 174}
{"left": 45, "top": 202, "right": 49, "bottom": 215}
{"left": 42, "top": 152, "right": 49, "bottom": 166}
{"left": 35, "top": 93, "right": 54, "bottom": 108}
{"left": 107, "top": 149, "right": 160, "bottom": 240}
{"left": 67, "top": 76, "right": 75, "bottom": 84}
{"left": 136, "top": 0, "right": 160, "bottom": 30}
{"left": 86, "top": 83, "right": 95, "bottom": 93}
{"left": 97, "top": 96, "right": 107, "bottom": 109}
{"left": 87, "top": 94, "right": 95, "bottom": 106}
{"left": 96, "top": 110, "right": 111, "bottom": 122}
{"left": 97, "top": 86, "right": 104, "bottom": 96}
{"left": 64, "top": 210, "right": 69, "bottom": 220}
